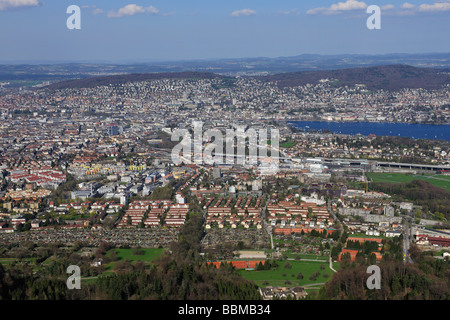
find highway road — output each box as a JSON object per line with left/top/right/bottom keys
{"left": 328, "top": 199, "right": 343, "bottom": 238}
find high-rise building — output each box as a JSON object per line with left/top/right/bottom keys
{"left": 108, "top": 125, "right": 119, "bottom": 136}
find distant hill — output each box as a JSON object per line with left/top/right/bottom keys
{"left": 43, "top": 65, "right": 450, "bottom": 91}
{"left": 3, "top": 53, "right": 450, "bottom": 89}
{"left": 45, "top": 71, "right": 224, "bottom": 90}
{"left": 256, "top": 64, "right": 450, "bottom": 91}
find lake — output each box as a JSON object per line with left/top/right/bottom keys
{"left": 289, "top": 121, "right": 450, "bottom": 141}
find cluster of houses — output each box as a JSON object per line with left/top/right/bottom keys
{"left": 117, "top": 201, "right": 150, "bottom": 228}
{"left": 143, "top": 207, "right": 165, "bottom": 227}
{"left": 5, "top": 188, "right": 53, "bottom": 202}
{"left": 164, "top": 203, "right": 189, "bottom": 227}
{"left": 180, "top": 170, "right": 201, "bottom": 192}
{"left": 204, "top": 195, "right": 264, "bottom": 230}
{"left": 50, "top": 200, "right": 124, "bottom": 215}
{"left": 7, "top": 167, "right": 66, "bottom": 189}
{"left": 259, "top": 286, "right": 307, "bottom": 300}
{"left": 268, "top": 199, "right": 334, "bottom": 235}
{"left": 338, "top": 204, "right": 404, "bottom": 238}
{"left": 415, "top": 233, "right": 450, "bottom": 247}
{"left": 117, "top": 199, "right": 189, "bottom": 228}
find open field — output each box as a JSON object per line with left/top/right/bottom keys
{"left": 280, "top": 140, "right": 297, "bottom": 148}
{"left": 0, "top": 257, "right": 35, "bottom": 265}
{"left": 366, "top": 173, "right": 450, "bottom": 192}
{"left": 238, "top": 260, "right": 337, "bottom": 288}
{"left": 108, "top": 248, "right": 166, "bottom": 262}
{"left": 283, "top": 252, "right": 329, "bottom": 261}
{"left": 236, "top": 250, "right": 267, "bottom": 259}
{"left": 103, "top": 248, "right": 166, "bottom": 272}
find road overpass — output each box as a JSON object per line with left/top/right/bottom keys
{"left": 321, "top": 158, "right": 450, "bottom": 172}
{"left": 377, "top": 161, "right": 450, "bottom": 172}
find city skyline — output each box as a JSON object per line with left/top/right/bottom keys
{"left": 0, "top": 0, "right": 449, "bottom": 63}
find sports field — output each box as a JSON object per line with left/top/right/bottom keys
{"left": 366, "top": 173, "right": 450, "bottom": 192}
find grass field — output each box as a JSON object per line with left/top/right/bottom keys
{"left": 0, "top": 257, "right": 35, "bottom": 265}
{"left": 280, "top": 140, "right": 297, "bottom": 148}
{"left": 109, "top": 248, "right": 166, "bottom": 262}
{"left": 268, "top": 140, "right": 297, "bottom": 148}
{"left": 366, "top": 173, "right": 450, "bottom": 192}
{"left": 103, "top": 248, "right": 166, "bottom": 272}
{"left": 0, "top": 258, "right": 16, "bottom": 265}
{"left": 238, "top": 260, "right": 336, "bottom": 288}
{"left": 283, "top": 252, "right": 329, "bottom": 261}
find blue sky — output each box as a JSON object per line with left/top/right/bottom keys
{"left": 0, "top": 0, "right": 449, "bottom": 63}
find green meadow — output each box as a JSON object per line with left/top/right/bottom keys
{"left": 366, "top": 172, "right": 450, "bottom": 192}
{"left": 103, "top": 248, "right": 166, "bottom": 273}
{"left": 238, "top": 260, "right": 338, "bottom": 288}
{"left": 0, "top": 257, "right": 35, "bottom": 265}
{"left": 109, "top": 248, "right": 166, "bottom": 262}
{"left": 281, "top": 252, "right": 329, "bottom": 261}
{"left": 280, "top": 140, "right": 297, "bottom": 148}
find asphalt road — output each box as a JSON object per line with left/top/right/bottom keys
{"left": 403, "top": 217, "right": 413, "bottom": 264}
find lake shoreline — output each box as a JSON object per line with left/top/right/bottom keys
{"left": 288, "top": 120, "right": 450, "bottom": 141}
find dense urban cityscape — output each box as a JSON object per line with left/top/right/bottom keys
{"left": 1, "top": 0, "right": 449, "bottom": 307}
{"left": 0, "top": 67, "right": 449, "bottom": 302}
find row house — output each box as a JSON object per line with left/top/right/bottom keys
{"left": 236, "top": 207, "right": 262, "bottom": 216}
{"left": 206, "top": 213, "right": 263, "bottom": 229}
{"left": 117, "top": 207, "right": 147, "bottom": 228}
{"left": 144, "top": 207, "right": 164, "bottom": 227}
{"left": 207, "top": 207, "right": 232, "bottom": 216}
{"left": 164, "top": 205, "right": 189, "bottom": 227}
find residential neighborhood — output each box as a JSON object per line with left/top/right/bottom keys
{"left": 0, "top": 68, "right": 449, "bottom": 302}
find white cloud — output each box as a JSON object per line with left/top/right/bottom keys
{"left": 0, "top": 0, "right": 40, "bottom": 11}
{"left": 107, "top": 4, "right": 159, "bottom": 18}
{"left": 401, "top": 2, "right": 416, "bottom": 9}
{"left": 80, "top": 5, "right": 104, "bottom": 15}
{"left": 418, "top": 2, "right": 450, "bottom": 11}
{"left": 307, "top": 0, "right": 368, "bottom": 15}
{"left": 231, "top": 8, "right": 256, "bottom": 17}
{"left": 381, "top": 4, "right": 395, "bottom": 10}
{"left": 329, "top": 0, "right": 368, "bottom": 11}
